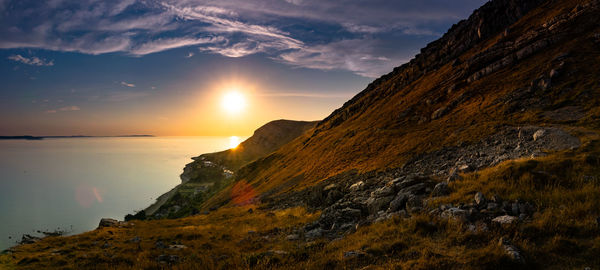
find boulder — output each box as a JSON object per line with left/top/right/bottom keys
{"left": 366, "top": 196, "right": 394, "bottom": 214}
{"left": 305, "top": 228, "right": 324, "bottom": 239}
{"left": 533, "top": 129, "right": 545, "bottom": 141}
{"left": 20, "top": 234, "right": 41, "bottom": 244}
{"left": 498, "top": 237, "right": 523, "bottom": 263}
{"left": 349, "top": 181, "right": 365, "bottom": 192}
{"left": 440, "top": 208, "right": 469, "bottom": 222}
{"left": 492, "top": 215, "right": 519, "bottom": 225}
{"left": 370, "top": 186, "right": 395, "bottom": 197}
{"left": 98, "top": 218, "right": 120, "bottom": 228}
{"left": 168, "top": 244, "right": 187, "bottom": 250}
{"left": 474, "top": 192, "right": 486, "bottom": 207}
{"left": 431, "top": 182, "right": 450, "bottom": 197}
{"left": 388, "top": 193, "right": 409, "bottom": 212}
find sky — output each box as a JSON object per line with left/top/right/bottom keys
{"left": 0, "top": 0, "right": 486, "bottom": 136}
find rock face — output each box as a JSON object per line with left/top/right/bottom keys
{"left": 98, "top": 218, "right": 120, "bottom": 228}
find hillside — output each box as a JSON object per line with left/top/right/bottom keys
{"left": 142, "top": 120, "right": 317, "bottom": 218}
{"left": 2, "top": 0, "right": 600, "bottom": 269}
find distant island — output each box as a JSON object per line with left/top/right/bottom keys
{"left": 0, "top": 135, "right": 154, "bottom": 140}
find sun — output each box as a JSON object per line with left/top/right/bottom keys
{"left": 221, "top": 90, "right": 246, "bottom": 114}
{"left": 229, "top": 136, "right": 241, "bottom": 149}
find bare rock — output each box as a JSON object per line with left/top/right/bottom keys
{"left": 431, "top": 182, "right": 450, "bottom": 197}
{"left": 492, "top": 215, "right": 519, "bottom": 225}
{"left": 98, "top": 218, "right": 120, "bottom": 228}
{"left": 533, "top": 129, "right": 545, "bottom": 141}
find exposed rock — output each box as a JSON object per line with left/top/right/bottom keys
{"left": 349, "top": 181, "right": 364, "bottom": 192}
{"left": 305, "top": 228, "right": 323, "bottom": 239}
{"left": 498, "top": 237, "right": 523, "bottom": 263}
{"left": 367, "top": 196, "right": 394, "bottom": 214}
{"left": 157, "top": 254, "right": 180, "bottom": 264}
{"left": 533, "top": 129, "right": 545, "bottom": 141}
{"left": 20, "top": 234, "right": 41, "bottom": 244}
{"left": 388, "top": 193, "right": 409, "bottom": 212}
{"left": 474, "top": 192, "right": 486, "bottom": 207}
{"left": 155, "top": 241, "right": 166, "bottom": 249}
{"left": 441, "top": 208, "right": 469, "bottom": 222}
{"left": 492, "top": 215, "right": 519, "bottom": 225}
{"left": 431, "top": 182, "right": 450, "bottom": 197}
{"left": 98, "top": 218, "right": 120, "bottom": 228}
{"left": 286, "top": 234, "right": 300, "bottom": 241}
{"left": 168, "top": 244, "right": 187, "bottom": 250}
{"left": 343, "top": 250, "right": 366, "bottom": 259}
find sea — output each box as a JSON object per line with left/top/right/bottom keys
{"left": 0, "top": 136, "right": 235, "bottom": 250}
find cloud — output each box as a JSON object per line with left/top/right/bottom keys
{"left": 8, "top": 55, "right": 54, "bottom": 66}
{"left": 0, "top": 0, "right": 486, "bottom": 77}
{"left": 121, "top": 81, "right": 135, "bottom": 87}
{"left": 130, "top": 36, "right": 224, "bottom": 55}
{"left": 45, "top": 105, "right": 80, "bottom": 114}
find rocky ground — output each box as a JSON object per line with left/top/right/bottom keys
{"left": 263, "top": 125, "right": 583, "bottom": 262}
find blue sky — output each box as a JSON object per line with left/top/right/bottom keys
{"left": 0, "top": 0, "right": 486, "bottom": 136}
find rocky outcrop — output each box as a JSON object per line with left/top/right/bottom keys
{"left": 314, "top": 0, "right": 548, "bottom": 133}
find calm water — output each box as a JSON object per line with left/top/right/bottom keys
{"left": 0, "top": 136, "right": 233, "bottom": 250}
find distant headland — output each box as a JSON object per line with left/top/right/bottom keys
{"left": 0, "top": 135, "right": 154, "bottom": 140}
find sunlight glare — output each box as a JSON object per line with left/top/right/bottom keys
{"left": 222, "top": 91, "right": 246, "bottom": 114}
{"left": 229, "top": 136, "right": 241, "bottom": 149}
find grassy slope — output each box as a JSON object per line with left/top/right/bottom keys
{"left": 3, "top": 0, "right": 600, "bottom": 269}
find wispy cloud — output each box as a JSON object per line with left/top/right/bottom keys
{"left": 45, "top": 105, "right": 80, "bottom": 114}
{"left": 0, "top": 0, "right": 485, "bottom": 77}
{"left": 8, "top": 55, "right": 54, "bottom": 66}
{"left": 121, "top": 81, "right": 135, "bottom": 88}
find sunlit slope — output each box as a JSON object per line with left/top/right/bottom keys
{"left": 219, "top": 0, "right": 600, "bottom": 200}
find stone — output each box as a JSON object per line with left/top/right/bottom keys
{"left": 343, "top": 250, "right": 366, "bottom": 259}
{"left": 498, "top": 237, "right": 523, "bottom": 262}
{"left": 155, "top": 241, "right": 166, "bottom": 249}
{"left": 366, "top": 196, "right": 394, "bottom": 214}
{"left": 487, "top": 202, "right": 499, "bottom": 211}
{"left": 440, "top": 208, "right": 469, "bottom": 222}
{"left": 324, "top": 183, "right": 337, "bottom": 191}
{"left": 98, "top": 218, "right": 120, "bottom": 228}
{"left": 168, "top": 244, "right": 187, "bottom": 250}
{"left": 405, "top": 195, "right": 423, "bottom": 210}
{"left": 533, "top": 129, "right": 545, "bottom": 141}
{"left": 431, "top": 106, "right": 448, "bottom": 120}
{"left": 474, "top": 192, "right": 486, "bottom": 206}
{"left": 20, "top": 234, "right": 41, "bottom": 244}
{"left": 549, "top": 69, "right": 559, "bottom": 78}
{"left": 349, "top": 181, "right": 364, "bottom": 192}
{"left": 370, "top": 186, "right": 395, "bottom": 197}
{"left": 157, "top": 254, "right": 180, "bottom": 264}
{"left": 286, "top": 234, "right": 300, "bottom": 241}
{"left": 305, "top": 228, "right": 323, "bottom": 239}
{"left": 399, "top": 183, "right": 427, "bottom": 195}
{"left": 431, "top": 182, "right": 450, "bottom": 197}
{"left": 447, "top": 170, "right": 463, "bottom": 182}
{"left": 492, "top": 215, "right": 519, "bottom": 225}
